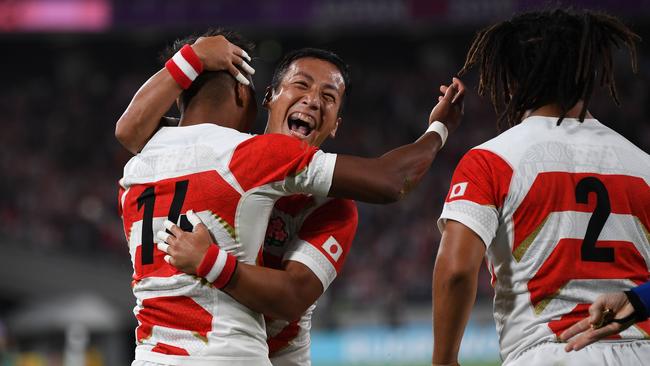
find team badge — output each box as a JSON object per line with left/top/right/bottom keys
{"left": 264, "top": 216, "right": 289, "bottom": 247}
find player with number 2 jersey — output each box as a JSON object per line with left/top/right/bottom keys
{"left": 432, "top": 7, "right": 649, "bottom": 366}
{"left": 438, "top": 116, "right": 650, "bottom": 363}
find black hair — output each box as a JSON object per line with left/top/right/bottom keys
{"left": 459, "top": 8, "right": 640, "bottom": 130}
{"left": 162, "top": 28, "right": 255, "bottom": 110}
{"left": 270, "top": 48, "right": 350, "bottom": 114}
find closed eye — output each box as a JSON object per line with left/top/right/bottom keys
{"left": 294, "top": 81, "right": 309, "bottom": 89}
{"left": 323, "top": 93, "right": 336, "bottom": 103}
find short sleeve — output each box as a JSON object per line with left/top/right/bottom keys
{"left": 229, "top": 134, "right": 336, "bottom": 197}
{"left": 283, "top": 199, "right": 358, "bottom": 291}
{"left": 437, "top": 149, "right": 513, "bottom": 247}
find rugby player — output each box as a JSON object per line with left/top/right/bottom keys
{"left": 116, "top": 30, "right": 464, "bottom": 366}
{"left": 432, "top": 8, "right": 650, "bottom": 366}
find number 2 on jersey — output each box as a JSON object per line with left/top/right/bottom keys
{"left": 576, "top": 177, "right": 614, "bottom": 262}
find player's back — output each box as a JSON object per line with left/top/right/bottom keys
{"left": 440, "top": 116, "right": 650, "bottom": 363}
{"left": 119, "top": 124, "right": 336, "bottom": 366}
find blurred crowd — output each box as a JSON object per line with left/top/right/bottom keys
{"left": 2, "top": 29, "right": 649, "bottom": 327}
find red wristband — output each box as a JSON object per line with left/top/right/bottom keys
{"left": 196, "top": 244, "right": 238, "bottom": 289}
{"left": 196, "top": 245, "right": 220, "bottom": 278}
{"left": 165, "top": 44, "right": 203, "bottom": 89}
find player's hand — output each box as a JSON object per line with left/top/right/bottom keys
{"left": 191, "top": 35, "right": 255, "bottom": 86}
{"left": 429, "top": 77, "right": 465, "bottom": 134}
{"left": 560, "top": 292, "right": 636, "bottom": 352}
{"left": 155, "top": 210, "right": 214, "bottom": 275}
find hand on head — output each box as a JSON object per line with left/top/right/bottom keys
{"left": 191, "top": 35, "right": 255, "bottom": 85}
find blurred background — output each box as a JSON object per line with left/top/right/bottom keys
{"left": 1, "top": 0, "right": 649, "bottom": 365}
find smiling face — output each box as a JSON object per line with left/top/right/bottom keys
{"left": 264, "top": 57, "right": 346, "bottom": 147}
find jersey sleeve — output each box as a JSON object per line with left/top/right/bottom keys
{"left": 437, "top": 148, "right": 513, "bottom": 247}
{"left": 229, "top": 134, "right": 337, "bottom": 197}
{"left": 283, "top": 199, "right": 358, "bottom": 291}
{"left": 630, "top": 281, "right": 650, "bottom": 319}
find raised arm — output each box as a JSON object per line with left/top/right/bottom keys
{"left": 115, "top": 35, "right": 253, "bottom": 154}
{"left": 329, "top": 79, "right": 464, "bottom": 203}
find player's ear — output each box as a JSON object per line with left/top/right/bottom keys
{"left": 329, "top": 117, "right": 341, "bottom": 138}
{"left": 262, "top": 86, "right": 273, "bottom": 109}
{"left": 234, "top": 82, "right": 248, "bottom": 107}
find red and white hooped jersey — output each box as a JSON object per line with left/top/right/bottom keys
{"left": 118, "top": 124, "right": 337, "bottom": 366}
{"left": 262, "top": 195, "right": 358, "bottom": 365}
{"left": 438, "top": 116, "right": 650, "bottom": 363}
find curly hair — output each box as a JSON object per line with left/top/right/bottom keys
{"left": 459, "top": 8, "right": 640, "bottom": 130}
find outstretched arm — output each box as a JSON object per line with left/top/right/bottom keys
{"left": 432, "top": 220, "right": 486, "bottom": 366}
{"left": 330, "top": 80, "right": 464, "bottom": 203}
{"left": 115, "top": 35, "right": 253, "bottom": 154}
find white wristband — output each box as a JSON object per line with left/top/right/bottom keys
{"left": 426, "top": 121, "right": 448, "bottom": 147}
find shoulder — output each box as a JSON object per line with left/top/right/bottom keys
{"left": 237, "top": 133, "right": 314, "bottom": 153}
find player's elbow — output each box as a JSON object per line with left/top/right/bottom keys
{"left": 434, "top": 257, "right": 479, "bottom": 289}
{"left": 376, "top": 182, "right": 403, "bottom": 203}
{"left": 270, "top": 298, "right": 309, "bottom": 321}
{"left": 280, "top": 305, "right": 306, "bottom": 322}
{"left": 115, "top": 116, "right": 142, "bottom": 154}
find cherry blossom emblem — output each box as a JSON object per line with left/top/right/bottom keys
{"left": 265, "top": 216, "right": 289, "bottom": 247}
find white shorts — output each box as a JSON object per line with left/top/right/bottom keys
{"left": 506, "top": 340, "right": 650, "bottom": 366}
{"left": 132, "top": 362, "right": 167, "bottom": 366}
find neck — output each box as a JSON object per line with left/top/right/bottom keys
{"left": 527, "top": 101, "right": 593, "bottom": 120}
{"left": 179, "top": 102, "right": 244, "bottom": 131}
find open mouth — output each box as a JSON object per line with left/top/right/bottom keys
{"left": 287, "top": 112, "right": 315, "bottom": 138}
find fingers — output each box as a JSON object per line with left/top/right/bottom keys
{"left": 157, "top": 242, "right": 170, "bottom": 254}
{"left": 186, "top": 210, "right": 202, "bottom": 227}
{"left": 588, "top": 299, "right": 606, "bottom": 326}
{"left": 228, "top": 64, "right": 250, "bottom": 86}
{"left": 566, "top": 322, "right": 622, "bottom": 352}
{"left": 440, "top": 83, "right": 457, "bottom": 104}
{"left": 451, "top": 77, "right": 466, "bottom": 104}
{"left": 238, "top": 58, "right": 255, "bottom": 75}
{"left": 157, "top": 230, "right": 172, "bottom": 244}
{"left": 560, "top": 317, "right": 591, "bottom": 343}
{"left": 228, "top": 45, "right": 254, "bottom": 82}
{"left": 231, "top": 45, "right": 251, "bottom": 62}
{"left": 242, "top": 50, "right": 251, "bottom": 62}
{"left": 186, "top": 210, "right": 208, "bottom": 233}
{"left": 164, "top": 219, "right": 184, "bottom": 238}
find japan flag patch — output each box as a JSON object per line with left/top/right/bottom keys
{"left": 450, "top": 182, "right": 468, "bottom": 199}
{"left": 322, "top": 236, "right": 343, "bottom": 262}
